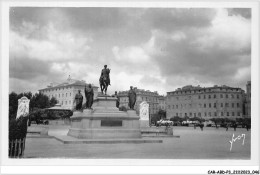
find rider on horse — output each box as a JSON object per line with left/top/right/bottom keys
{"left": 99, "top": 65, "right": 111, "bottom": 94}
{"left": 100, "top": 65, "right": 111, "bottom": 86}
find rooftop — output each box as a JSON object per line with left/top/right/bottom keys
{"left": 167, "top": 85, "right": 244, "bottom": 95}
{"left": 39, "top": 75, "right": 98, "bottom": 91}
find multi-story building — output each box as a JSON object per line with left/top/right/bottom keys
{"left": 245, "top": 81, "right": 251, "bottom": 118}
{"left": 158, "top": 95, "right": 166, "bottom": 111}
{"left": 118, "top": 88, "right": 160, "bottom": 116}
{"left": 166, "top": 85, "right": 245, "bottom": 120}
{"left": 39, "top": 76, "right": 99, "bottom": 109}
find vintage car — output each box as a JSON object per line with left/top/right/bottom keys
{"left": 156, "top": 119, "right": 173, "bottom": 126}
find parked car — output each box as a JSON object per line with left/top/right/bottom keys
{"left": 204, "top": 120, "right": 214, "bottom": 127}
{"left": 157, "top": 119, "right": 173, "bottom": 126}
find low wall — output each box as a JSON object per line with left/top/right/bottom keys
{"left": 49, "top": 119, "right": 71, "bottom": 125}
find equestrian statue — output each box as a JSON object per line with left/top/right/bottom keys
{"left": 99, "top": 65, "right": 111, "bottom": 95}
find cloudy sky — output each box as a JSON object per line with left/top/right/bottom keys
{"left": 9, "top": 7, "right": 251, "bottom": 95}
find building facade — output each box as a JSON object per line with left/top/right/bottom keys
{"left": 158, "top": 95, "right": 166, "bottom": 111}
{"left": 245, "top": 81, "right": 251, "bottom": 118}
{"left": 166, "top": 85, "right": 245, "bottom": 120}
{"left": 118, "top": 88, "right": 160, "bottom": 116}
{"left": 39, "top": 76, "right": 99, "bottom": 110}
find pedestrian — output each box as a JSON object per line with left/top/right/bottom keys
{"left": 226, "top": 123, "right": 228, "bottom": 131}
{"left": 233, "top": 123, "right": 237, "bottom": 131}
{"left": 200, "top": 123, "right": 204, "bottom": 131}
{"left": 246, "top": 124, "right": 249, "bottom": 131}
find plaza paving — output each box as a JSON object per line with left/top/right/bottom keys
{"left": 23, "top": 125, "right": 250, "bottom": 159}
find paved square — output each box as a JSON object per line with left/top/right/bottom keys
{"left": 23, "top": 125, "right": 250, "bottom": 159}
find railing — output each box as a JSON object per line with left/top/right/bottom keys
{"left": 9, "top": 138, "right": 26, "bottom": 158}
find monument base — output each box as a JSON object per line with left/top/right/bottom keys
{"left": 68, "top": 96, "right": 142, "bottom": 139}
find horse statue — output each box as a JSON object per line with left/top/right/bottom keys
{"left": 99, "top": 65, "right": 110, "bottom": 95}
{"left": 99, "top": 76, "right": 109, "bottom": 95}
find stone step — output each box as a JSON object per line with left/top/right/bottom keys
{"left": 52, "top": 135, "right": 163, "bottom": 144}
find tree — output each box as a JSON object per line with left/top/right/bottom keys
{"left": 50, "top": 97, "right": 58, "bottom": 107}
{"left": 157, "top": 109, "right": 166, "bottom": 119}
{"left": 170, "top": 116, "right": 182, "bottom": 122}
{"left": 151, "top": 114, "right": 160, "bottom": 124}
{"left": 9, "top": 92, "right": 18, "bottom": 120}
{"left": 30, "top": 93, "right": 50, "bottom": 110}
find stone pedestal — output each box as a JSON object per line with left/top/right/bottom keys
{"left": 68, "top": 96, "right": 141, "bottom": 139}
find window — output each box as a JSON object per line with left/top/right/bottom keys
{"left": 176, "top": 105, "right": 178, "bottom": 109}
{"left": 204, "top": 104, "right": 206, "bottom": 108}
{"left": 176, "top": 113, "right": 178, "bottom": 116}
{"left": 238, "top": 112, "right": 240, "bottom": 116}
{"left": 198, "top": 95, "right": 201, "bottom": 99}
{"left": 232, "top": 112, "right": 235, "bottom": 116}
{"left": 190, "top": 113, "right": 192, "bottom": 117}
{"left": 220, "top": 94, "right": 223, "bottom": 98}
{"left": 227, "top": 112, "right": 229, "bottom": 116}
{"left": 214, "top": 94, "right": 216, "bottom": 98}
{"left": 237, "top": 94, "right": 240, "bottom": 99}
{"left": 204, "top": 112, "right": 207, "bottom": 117}
{"left": 231, "top": 94, "right": 234, "bottom": 98}
{"left": 226, "top": 94, "right": 228, "bottom": 98}
{"left": 65, "top": 101, "right": 67, "bottom": 105}
{"left": 221, "top": 103, "right": 223, "bottom": 107}
{"left": 209, "top": 95, "right": 211, "bottom": 99}
{"left": 237, "top": 103, "right": 240, "bottom": 108}
{"left": 221, "top": 112, "right": 223, "bottom": 116}
{"left": 232, "top": 103, "right": 234, "bottom": 108}
{"left": 225, "top": 103, "right": 229, "bottom": 107}
{"left": 209, "top": 103, "right": 211, "bottom": 108}
{"left": 208, "top": 112, "right": 211, "bottom": 117}
{"left": 214, "top": 112, "right": 217, "bottom": 116}
{"left": 214, "top": 103, "right": 216, "bottom": 108}
{"left": 204, "top": 95, "right": 206, "bottom": 99}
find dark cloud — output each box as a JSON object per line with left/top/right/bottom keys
{"left": 9, "top": 57, "right": 55, "bottom": 80}
{"left": 227, "top": 8, "right": 251, "bottom": 19}
{"left": 152, "top": 36, "right": 250, "bottom": 88}
{"left": 10, "top": 7, "right": 58, "bottom": 29}
{"left": 10, "top": 7, "right": 130, "bottom": 33}
{"left": 62, "top": 8, "right": 129, "bottom": 31}
{"left": 8, "top": 7, "right": 251, "bottom": 94}
{"left": 142, "top": 8, "right": 217, "bottom": 32}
